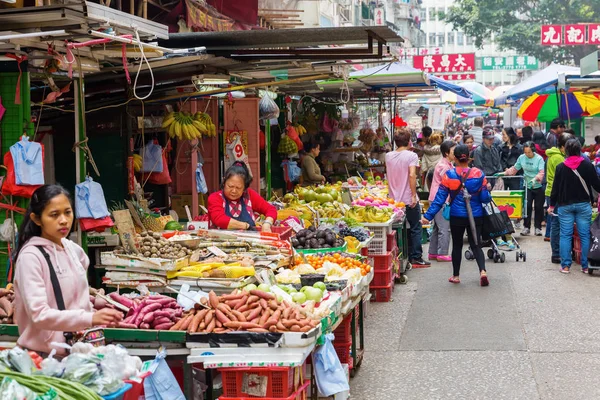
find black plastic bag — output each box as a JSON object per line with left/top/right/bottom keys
{"left": 588, "top": 214, "right": 600, "bottom": 261}
{"left": 481, "top": 201, "right": 515, "bottom": 240}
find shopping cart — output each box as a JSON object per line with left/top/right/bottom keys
{"left": 464, "top": 175, "right": 527, "bottom": 263}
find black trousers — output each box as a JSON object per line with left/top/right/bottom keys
{"left": 524, "top": 187, "right": 545, "bottom": 230}
{"left": 450, "top": 217, "right": 486, "bottom": 276}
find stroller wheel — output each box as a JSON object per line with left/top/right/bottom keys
{"left": 516, "top": 252, "right": 520, "bottom": 262}
{"left": 487, "top": 249, "right": 494, "bottom": 259}
{"left": 493, "top": 255, "right": 500, "bottom": 263}
{"left": 589, "top": 269, "right": 594, "bottom": 275}
{"left": 465, "top": 250, "right": 473, "bottom": 260}
{"left": 500, "top": 253, "right": 506, "bottom": 263}
{"left": 522, "top": 252, "right": 526, "bottom": 262}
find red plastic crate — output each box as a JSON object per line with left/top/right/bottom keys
{"left": 272, "top": 226, "right": 293, "bottom": 241}
{"left": 370, "top": 265, "right": 393, "bottom": 287}
{"left": 333, "top": 341, "right": 353, "bottom": 369}
{"left": 386, "top": 233, "right": 396, "bottom": 253}
{"left": 219, "top": 365, "right": 305, "bottom": 398}
{"left": 361, "top": 247, "right": 368, "bottom": 256}
{"left": 333, "top": 305, "right": 359, "bottom": 343}
{"left": 370, "top": 282, "right": 393, "bottom": 302}
{"left": 218, "top": 380, "right": 310, "bottom": 400}
{"left": 123, "top": 376, "right": 146, "bottom": 400}
{"left": 368, "top": 251, "right": 393, "bottom": 270}
{"left": 574, "top": 249, "right": 582, "bottom": 265}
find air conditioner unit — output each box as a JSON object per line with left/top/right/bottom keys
{"left": 339, "top": 6, "right": 351, "bottom": 22}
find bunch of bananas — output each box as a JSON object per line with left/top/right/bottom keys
{"left": 193, "top": 112, "right": 217, "bottom": 137}
{"left": 347, "top": 206, "right": 393, "bottom": 223}
{"left": 132, "top": 154, "right": 142, "bottom": 172}
{"left": 294, "top": 123, "right": 307, "bottom": 136}
{"left": 162, "top": 111, "right": 207, "bottom": 140}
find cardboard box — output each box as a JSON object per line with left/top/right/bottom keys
{"left": 171, "top": 194, "right": 205, "bottom": 221}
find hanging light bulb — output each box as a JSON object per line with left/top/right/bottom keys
{"left": 341, "top": 105, "right": 349, "bottom": 119}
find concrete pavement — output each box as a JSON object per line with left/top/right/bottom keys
{"left": 350, "top": 234, "right": 600, "bottom": 400}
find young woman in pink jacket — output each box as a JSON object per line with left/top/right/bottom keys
{"left": 13, "top": 185, "right": 122, "bottom": 355}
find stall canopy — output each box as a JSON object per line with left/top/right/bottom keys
{"left": 494, "top": 64, "right": 580, "bottom": 106}
{"left": 426, "top": 75, "right": 473, "bottom": 99}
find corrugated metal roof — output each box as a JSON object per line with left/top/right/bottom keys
{"left": 160, "top": 26, "right": 403, "bottom": 50}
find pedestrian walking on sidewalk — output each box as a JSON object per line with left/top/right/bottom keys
{"left": 427, "top": 140, "right": 456, "bottom": 262}
{"left": 421, "top": 145, "right": 492, "bottom": 286}
{"left": 549, "top": 139, "right": 600, "bottom": 274}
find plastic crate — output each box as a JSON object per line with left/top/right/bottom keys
{"left": 366, "top": 238, "right": 387, "bottom": 255}
{"left": 333, "top": 341, "right": 353, "bottom": 368}
{"left": 370, "top": 265, "right": 393, "bottom": 287}
{"left": 370, "top": 282, "right": 393, "bottom": 302}
{"left": 219, "top": 364, "right": 305, "bottom": 398}
{"left": 362, "top": 222, "right": 393, "bottom": 240}
{"left": 102, "top": 384, "right": 132, "bottom": 400}
{"left": 573, "top": 235, "right": 581, "bottom": 251}
{"left": 574, "top": 249, "right": 582, "bottom": 265}
{"left": 333, "top": 305, "right": 359, "bottom": 343}
{"left": 218, "top": 380, "right": 310, "bottom": 400}
{"left": 368, "top": 251, "right": 393, "bottom": 271}
{"left": 386, "top": 233, "right": 396, "bottom": 252}
{"left": 123, "top": 377, "right": 146, "bottom": 400}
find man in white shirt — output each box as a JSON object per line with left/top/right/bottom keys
{"left": 468, "top": 117, "right": 484, "bottom": 147}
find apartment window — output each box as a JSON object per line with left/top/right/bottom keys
{"left": 466, "top": 36, "right": 474, "bottom": 45}
{"left": 419, "top": 8, "right": 426, "bottom": 21}
{"left": 447, "top": 32, "right": 455, "bottom": 45}
{"left": 436, "top": 33, "right": 445, "bottom": 46}
{"left": 428, "top": 7, "right": 436, "bottom": 20}
{"left": 428, "top": 33, "right": 436, "bottom": 46}
{"left": 457, "top": 32, "right": 464, "bottom": 45}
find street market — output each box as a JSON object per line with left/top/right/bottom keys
{"left": 0, "top": 1, "right": 599, "bottom": 399}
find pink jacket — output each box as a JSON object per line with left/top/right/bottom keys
{"left": 428, "top": 157, "right": 453, "bottom": 202}
{"left": 14, "top": 236, "right": 93, "bottom": 354}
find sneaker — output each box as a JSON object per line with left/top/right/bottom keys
{"left": 437, "top": 255, "right": 452, "bottom": 262}
{"left": 514, "top": 220, "right": 521, "bottom": 229}
{"left": 496, "top": 239, "right": 508, "bottom": 247}
{"left": 560, "top": 266, "right": 570, "bottom": 274}
{"left": 582, "top": 268, "right": 589, "bottom": 274}
{"left": 535, "top": 228, "right": 543, "bottom": 236}
{"left": 428, "top": 254, "right": 438, "bottom": 261}
{"left": 551, "top": 257, "right": 561, "bottom": 264}
{"left": 506, "top": 241, "right": 516, "bottom": 250}
{"left": 410, "top": 258, "right": 431, "bottom": 267}
{"left": 521, "top": 228, "right": 530, "bottom": 236}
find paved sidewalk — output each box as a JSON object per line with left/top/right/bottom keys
{"left": 350, "top": 235, "right": 600, "bottom": 400}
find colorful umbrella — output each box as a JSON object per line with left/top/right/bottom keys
{"left": 459, "top": 82, "right": 494, "bottom": 106}
{"left": 518, "top": 92, "right": 600, "bottom": 122}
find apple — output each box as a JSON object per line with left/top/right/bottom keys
{"left": 288, "top": 287, "right": 298, "bottom": 294}
{"left": 257, "top": 283, "right": 271, "bottom": 292}
{"left": 292, "top": 292, "right": 307, "bottom": 304}
{"left": 243, "top": 283, "right": 257, "bottom": 292}
{"left": 313, "top": 281, "right": 327, "bottom": 291}
{"left": 188, "top": 225, "right": 196, "bottom": 230}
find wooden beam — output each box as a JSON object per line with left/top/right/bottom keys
{"left": 147, "top": 0, "right": 170, "bottom": 13}
{"left": 258, "top": 8, "right": 304, "bottom": 12}
{"left": 257, "top": 13, "right": 301, "bottom": 18}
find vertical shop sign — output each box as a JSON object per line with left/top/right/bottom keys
{"left": 429, "top": 106, "right": 446, "bottom": 130}
{"left": 374, "top": 7, "right": 385, "bottom": 26}
{"left": 541, "top": 25, "right": 563, "bottom": 45}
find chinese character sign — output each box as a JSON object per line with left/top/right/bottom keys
{"left": 374, "top": 7, "right": 385, "bottom": 26}
{"left": 413, "top": 53, "right": 476, "bottom": 73}
{"left": 479, "top": 56, "right": 538, "bottom": 70}
{"left": 541, "top": 23, "right": 600, "bottom": 45}
{"left": 434, "top": 73, "right": 475, "bottom": 81}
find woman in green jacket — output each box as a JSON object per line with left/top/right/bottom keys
{"left": 301, "top": 142, "right": 326, "bottom": 186}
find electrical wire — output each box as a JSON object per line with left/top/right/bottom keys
{"left": 133, "top": 29, "right": 155, "bottom": 100}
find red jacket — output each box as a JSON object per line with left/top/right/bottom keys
{"left": 208, "top": 188, "right": 277, "bottom": 230}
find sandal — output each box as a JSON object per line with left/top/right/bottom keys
{"left": 448, "top": 276, "right": 460, "bottom": 284}
{"left": 480, "top": 272, "right": 489, "bottom": 286}
{"left": 560, "top": 267, "right": 570, "bottom": 274}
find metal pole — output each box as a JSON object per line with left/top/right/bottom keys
{"left": 265, "top": 119, "right": 272, "bottom": 198}
{"left": 74, "top": 79, "right": 87, "bottom": 250}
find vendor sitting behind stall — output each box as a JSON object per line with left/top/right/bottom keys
{"left": 208, "top": 161, "right": 277, "bottom": 232}
{"left": 301, "top": 142, "right": 326, "bottom": 186}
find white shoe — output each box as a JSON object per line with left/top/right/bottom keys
{"left": 521, "top": 228, "right": 530, "bottom": 236}
{"left": 535, "top": 228, "right": 543, "bottom": 236}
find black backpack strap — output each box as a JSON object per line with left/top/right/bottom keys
{"left": 449, "top": 168, "right": 470, "bottom": 204}
{"left": 35, "top": 245, "right": 66, "bottom": 311}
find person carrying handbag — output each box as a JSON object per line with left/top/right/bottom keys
{"left": 422, "top": 145, "right": 492, "bottom": 286}
{"left": 427, "top": 140, "right": 456, "bottom": 262}
{"left": 549, "top": 139, "right": 600, "bottom": 274}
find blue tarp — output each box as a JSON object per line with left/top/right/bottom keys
{"left": 427, "top": 75, "right": 473, "bottom": 99}
{"left": 494, "top": 63, "right": 580, "bottom": 105}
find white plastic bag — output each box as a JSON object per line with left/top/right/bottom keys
{"left": 313, "top": 334, "right": 350, "bottom": 396}
{"left": 259, "top": 95, "right": 279, "bottom": 120}
{"left": 0, "top": 219, "right": 16, "bottom": 243}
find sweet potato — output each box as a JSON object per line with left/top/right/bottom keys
{"left": 215, "top": 310, "right": 231, "bottom": 325}
{"left": 217, "top": 303, "right": 231, "bottom": 313}
{"left": 238, "top": 304, "right": 250, "bottom": 313}
{"left": 249, "top": 290, "right": 275, "bottom": 301}
{"left": 221, "top": 293, "right": 244, "bottom": 301}
{"left": 271, "top": 309, "right": 281, "bottom": 321}
{"left": 142, "top": 312, "right": 156, "bottom": 323}
{"left": 230, "top": 310, "right": 246, "bottom": 322}
{"left": 153, "top": 310, "right": 176, "bottom": 319}
{"left": 276, "top": 321, "right": 287, "bottom": 331}
{"left": 259, "top": 299, "right": 268, "bottom": 310}
{"left": 0, "top": 288, "right": 10, "bottom": 298}
{"left": 140, "top": 323, "right": 150, "bottom": 329}
{"left": 208, "top": 291, "right": 219, "bottom": 309}
{"left": 263, "top": 318, "right": 278, "bottom": 329}
{"left": 170, "top": 314, "right": 191, "bottom": 331}
{"left": 205, "top": 318, "right": 216, "bottom": 333}
{"left": 248, "top": 328, "right": 269, "bottom": 333}
{"left": 181, "top": 314, "right": 195, "bottom": 330}
{"left": 290, "top": 325, "right": 302, "bottom": 332}
{"left": 251, "top": 317, "right": 260, "bottom": 324}
{"left": 246, "top": 307, "right": 262, "bottom": 322}
{"left": 118, "top": 322, "right": 138, "bottom": 329}
{"left": 0, "top": 297, "right": 12, "bottom": 317}
{"left": 189, "top": 309, "right": 208, "bottom": 333}
{"left": 258, "top": 310, "right": 270, "bottom": 326}
{"left": 300, "top": 326, "right": 312, "bottom": 332}
{"left": 204, "top": 310, "right": 214, "bottom": 325}
{"left": 247, "top": 295, "right": 259, "bottom": 304}
{"left": 282, "top": 308, "right": 292, "bottom": 320}
{"left": 224, "top": 321, "right": 262, "bottom": 330}
{"left": 109, "top": 292, "right": 134, "bottom": 308}
{"left": 154, "top": 322, "right": 174, "bottom": 330}
{"left": 153, "top": 317, "right": 171, "bottom": 326}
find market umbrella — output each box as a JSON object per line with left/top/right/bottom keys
{"left": 441, "top": 90, "right": 473, "bottom": 105}
{"left": 459, "top": 82, "right": 493, "bottom": 106}
{"left": 518, "top": 91, "right": 600, "bottom": 122}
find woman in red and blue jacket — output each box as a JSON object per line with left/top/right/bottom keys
{"left": 422, "top": 144, "right": 492, "bottom": 286}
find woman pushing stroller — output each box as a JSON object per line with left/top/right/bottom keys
{"left": 422, "top": 145, "right": 492, "bottom": 286}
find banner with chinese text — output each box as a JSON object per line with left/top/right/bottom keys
{"left": 413, "top": 53, "right": 476, "bottom": 74}
{"left": 541, "top": 24, "right": 600, "bottom": 45}
{"left": 186, "top": 0, "right": 235, "bottom": 32}
{"left": 479, "top": 56, "right": 538, "bottom": 71}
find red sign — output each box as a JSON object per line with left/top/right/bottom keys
{"left": 565, "top": 24, "right": 586, "bottom": 45}
{"left": 435, "top": 73, "right": 475, "bottom": 81}
{"left": 589, "top": 24, "right": 600, "bottom": 44}
{"left": 413, "top": 53, "right": 475, "bottom": 74}
{"left": 541, "top": 25, "right": 563, "bottom": 45}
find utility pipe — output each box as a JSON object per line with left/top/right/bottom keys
{"left": 89, "top": 30, "right": 205, "bottom": 55}
{"left": 0, "top": 29, "right": 65, "bottom": 41}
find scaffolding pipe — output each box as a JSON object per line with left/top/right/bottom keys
{"left": 0, "top": 30, "right": 66, "bottom": 42}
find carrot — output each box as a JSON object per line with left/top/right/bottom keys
{"left": 170, "top": 313, "right": 191, "bottom": 331}
{"left": 208, "top": 291, "right": 219, "bottom": 309}
{"left": 189, "top": 309, "right": 208, "bottom": 333}
{"left": 249, "top": 290, "right": 275, "bottom": 301}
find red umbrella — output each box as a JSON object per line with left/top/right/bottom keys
{"left": 393, "top": 115, "right": 407, "bottom": 127}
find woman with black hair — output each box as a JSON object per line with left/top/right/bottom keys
{"left": 208, "top": 161, "right": 277, "bottom": 232}
{"left": 422, "top": 145, "right": 492, "bottom": 286}
{"left": 550, "top": 139, "right": 600, "bottom": 274}
{"left": 500, "top": 127, "right": 523, "bottom": 190}
{"left": 14, "top": 185, "right": 123, "bottom": 356}
{"left": 301, "top": 142, "right": 325, "bottom": 186}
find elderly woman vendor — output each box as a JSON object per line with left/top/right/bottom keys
{"left": 208, "top": 161, "right": 277, "bottom": 232}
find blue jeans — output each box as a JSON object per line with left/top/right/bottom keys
{"left": 558, "top": 202, "right": 592, "bottom": 268}
{"left": 405, "top": 203, "right": 423, "bottom": 260}
{"left": 551, "top": 202, "right": 561, "bottom": 259}
{"left": 545, "top": 196, "right": 552, "bottom": 238}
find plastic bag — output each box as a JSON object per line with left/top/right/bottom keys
{"left": 143, "top": 349, "right": 186, "bottom": 400}
{"left": 313, "top": 334, "right": 350, "bottom": 396}
{"left": 196, "top": 163, "right": 208, "bottom": 194}
{"left": 0, "top": 377, "right": 38, "bottom": 400}
{"left": 141, "top": 141, "right": 164, "bottom": 173}
{"left": 0, "top": 218, "right": 16, "bottom": 242}
{"left": 143, "top": 151, "right": 171, "bottom": 185}
{"left": 259, "top": 95, "right": 280, "bottom": 120}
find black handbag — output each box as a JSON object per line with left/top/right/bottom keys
{"left": 588, "top": 214, "right": 600, "bottom": 262}
{"left": 481, "top": 200, "right": 515, "bottom": 240}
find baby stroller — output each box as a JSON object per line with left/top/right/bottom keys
{"left": 465, "top": 200, "right": 526, "bottom": 263}
{"left": 587, "top": 211, "right": 600, "bottom": 274}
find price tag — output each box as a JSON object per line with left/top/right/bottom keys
{"left": 242, "top": 373, "right": 268, "bottom": 397}
{"left": 286, "top": 218, "right": 304, "bottom": 233}
{"left": 207, "top": 246, "right": 227, "bottom": 257}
